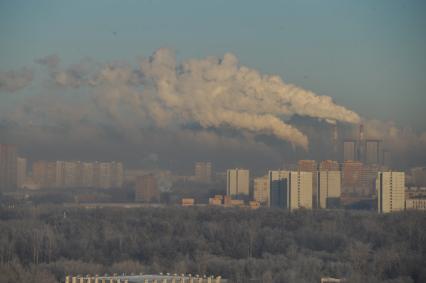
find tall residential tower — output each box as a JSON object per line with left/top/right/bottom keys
{"left": 0, "top": 144, "right": 17, "bottom": 192}
{"left": 376, "top": 171, "right": 405, "bottom": 213}
{"left": 227, "top": 169, "right": 249, "bottom": 198}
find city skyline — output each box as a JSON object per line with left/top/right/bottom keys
{"left": 0, "top": 1, "right": 425, "bottom": 172}
{"left": 1, "top": 2, "right": 425, "bottom": 282}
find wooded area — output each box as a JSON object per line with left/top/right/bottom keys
{"left": 0, "top": 206, "right": 425, "bottom": 283}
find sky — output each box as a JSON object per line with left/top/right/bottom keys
{"left": 0, "top": 0, "right": 425, "bottom": 171}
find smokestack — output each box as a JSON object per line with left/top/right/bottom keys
{"left": 358, "top": 124, "right": 365, "bottom": 162}
{"left": 332, "top": 124, "right": 338, "bottom": 157}
{"left": 5, "top": 48, "right": 362, "bottom": 153}
{"left": 359, "top": 124, "right": 364, "bottom": 142}
{"left": 332, "top": 124, "right": 338, "bottom": 141}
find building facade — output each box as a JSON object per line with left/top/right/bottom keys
{"left": 319, "top": 160, "right": 340, "bottom": 171}
{"left": 365, "top": 139, "right": 381, "bottom": 165}
{"left": 343, "top": 140, "right": 357, "bottom": 161}
{"left": 317, "top": 170, "right": 341, "bottom": 209}
{"left": 0, "top": 144, "right": 17, "bottom": 192}
{"left": 268, "top": 170, "right": 290, "bottom": 208}
{"left": 135, "top": 174, "right": 159, "bottom": 202}
{"left": 32, "top": 160, "right": 48, "bottom": 188}
{"left": 298, "top": 160, "right": 318, "bottom": 206}
{"left": 226, "top": 169, "right": 249, "bottom": 198}
{"left": 405, "top": 199, "right": 426, "bottom": 210}
{"left": 253, "top": 175, "right": 269, "bottom": 205}
{"left": 288, "top": 171, "right": 313, "bottom": 211}
{"left": 194, "top": 161, "right": 212, "bottom": 183}
{"left": 359, "top": 164, "right": 381, "bottom": 196}
{"left": 376, "top": 171, "right": 405, "bottom": 213}
{"left": 342, "top": 160, "right": 363, "bottom": 194}
{"left": 269, "top": 170, "right": 312, "bottom": 210}
{"left": 16, "top": 157, "right": 27, "bottom": 189}
{"left": 31, "top": 160, "right": 124, "bottom": 189}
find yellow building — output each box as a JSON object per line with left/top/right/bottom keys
{"left": 269, "top": 170, "right": 312, "bottom": 210}
{"left": 209, "top": 197, "right": 222, "bottom": 206}
{"left": 249, "top": 201, "right": 260, "bottom": 209}
{"left": 253, "top": 175, "right": 269, "bottom": 205}
{"left": 377, "top": 171, "right": 405, "bottom": 213}
{"left": 405, "top": 199, "right": 426, "bottom": 210}
{"left": 226, "top": 168, "right": 249, "bottom": 197}
{"left": 181, "top": 198, "right": 195, "bottom": 206}
{"left": 319, "top": 160, "right": 340, "bottom": 171}
{"left": 289, "top": 171, "right": 313, "bottom": 210}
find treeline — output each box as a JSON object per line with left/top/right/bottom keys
{"left": 0, "top": 206, "right": 425, "bottom": 283}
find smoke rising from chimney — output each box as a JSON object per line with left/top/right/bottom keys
{"left": 85, "top": 48, "right": 360, "bottom": 149}
{"left": 1, "top": 49, "right": 361, "bottom": 152}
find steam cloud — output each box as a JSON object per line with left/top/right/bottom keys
{"left": 48, "top": 48, "right": 359, "bottom": 149}
{"left": 2, "top": 49, "right": 425, "bottom": 168}
{"left": 363, "top": 119, "right": 426, "bottom": 167}
{"left": 1, "top": 49, "right": 361, "bottom": 154}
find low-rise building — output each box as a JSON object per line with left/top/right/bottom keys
{"left": 181, "top": 198, "right": 195, "bottom": 206}
{"left": 249, "top": 201, "right": 260, "bottom": 209}
{"left": 405, "top": 199, "right": 426, "bottom": 210}
{"left": 209, "top": 196, "right": 223, "bottom": 206}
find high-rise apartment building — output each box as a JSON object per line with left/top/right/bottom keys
{"left": 359, "top": 164, "right": 381, "bottom": 195}
{"left": 365, "top": 139, "right": 381, "bottom": 165}
{"left": 298, "top": 160, "right": 318, "bottom": 207}
{"left": 33, "top": 160, "right": 48, "bottom": 187}
{"left": 342, "top": 160, "right": 363, "bottom": 193}
{"left": 17, "top": 157, "right": 27, "bottom": 189}
{"left": 81, "top": 162, "right": 94, "bottom": 187}
{"left": 268, "top": 170, "right": 290, "bottom": 208}
{"left": 194, "top": 162, "right": 212, "bottom": 183}
{"left": 268, "top": 170, "right": 312, "bottom": 210}
{"left": 135, "top": 174, "right": 159, "bottom": 202}
{"left": 319, "top": 160, "right": 340, "bottom": 171}
{"left": 46, "top": 162, "right": 57, "bottom": 188}
{"left": 64, "top": 161, "right": 80, "bottom": 188}
{"left": 317, "top": 171, "right": 341, "bottom": 208}
{"left": 298, "top": 160, "right": 317, "bottom": 172}
{"left": 226, "top": 169, "right": 249, "bottom": 198}
{"left": 253, "top": 175, "right": 269, "bottom": 205}
{"left": 0, "top": 144, "right": 17, "bottom": 192}
{"left": 55, "top": 161, "right": 65, "bottom": 188}
{"left": 30, "top": 160, "right": 124, "bottom": 189}
{"left": 377, "top": 171, "right": 405, "bottom": 213}
{"left": 288, "top": 171, "right": 313, "bottom": 210}
{"left": 343, "top": 140, "right": 357, "bottom": 161}
{"left": 112, "top": 162, "right": 124, "bottom": 188}
{"left": 99, "top": 162, "right": 112, "bottom": 189}
{"left": 92, "top": 162, "right": 100, "bottom": 188}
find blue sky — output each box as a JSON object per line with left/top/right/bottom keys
{"left": 1, "top": 0, "right": 426, "bottom": 130}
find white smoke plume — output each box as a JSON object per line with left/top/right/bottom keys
{"left": 3, "top": 49, "right": 426, "bottom": 168}
{"left": 81, "top": 48, "right": 360, "bottom": 149}
{"left": 363, "top": 119, "right": 426, "bottom": 165}
{"left": 1, "top": 49, "right": 361, "bottom": 152}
